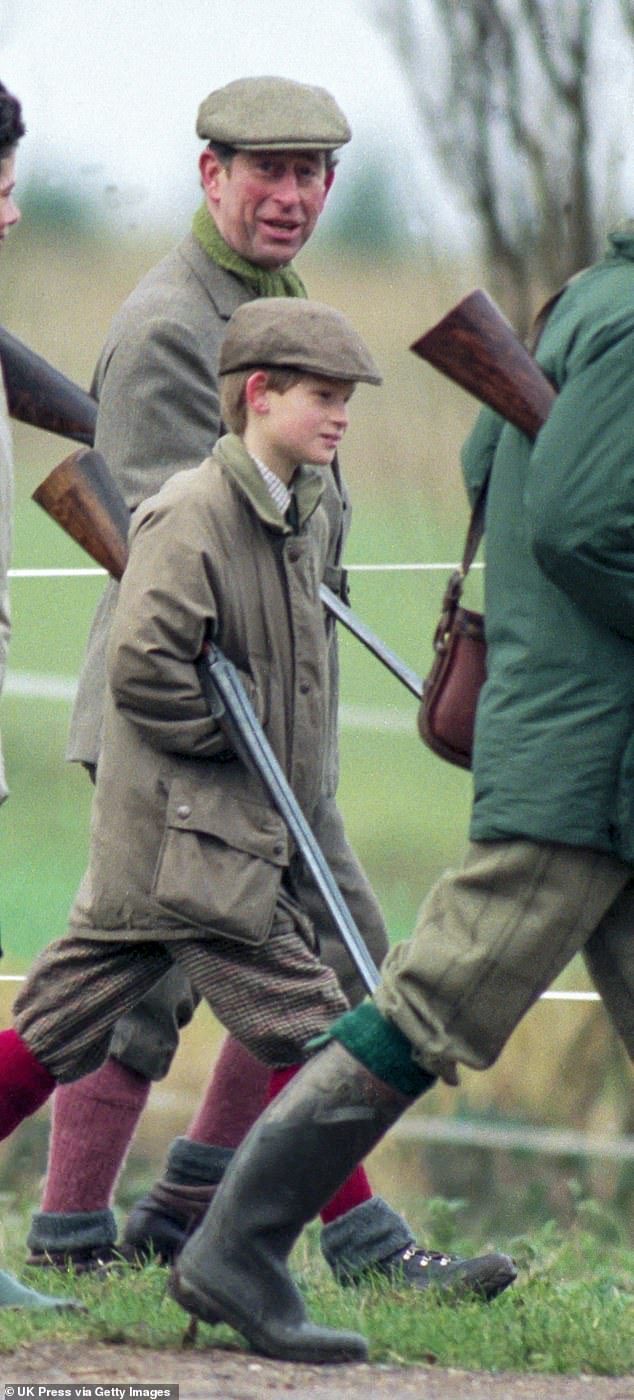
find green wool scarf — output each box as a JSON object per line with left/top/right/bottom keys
{"left": 192, "top": 204, "right": 307, "bottom": 298}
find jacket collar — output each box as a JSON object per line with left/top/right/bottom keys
{"left": 214, "top": 433, "right": 324, "bottom": 532}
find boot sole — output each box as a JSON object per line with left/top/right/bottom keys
{"left": 168, "top": 1267, "right": 368, "bottom": 1365}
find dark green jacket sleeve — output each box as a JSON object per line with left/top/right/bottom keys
{"left": 525, "top": 320, "right": 634, "bottom": 642}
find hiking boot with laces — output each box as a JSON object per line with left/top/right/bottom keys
{"left": 366, "top": 1242, "right": 517, "bottom": 1298}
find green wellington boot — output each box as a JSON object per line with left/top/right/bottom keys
{"left": 169, "top": 1040, "right": 514, "bottom": 1363}
{"left": 0, "top": 1266, "right": 86, "bottom": 1310}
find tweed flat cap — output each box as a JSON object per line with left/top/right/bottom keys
{"left": 219, "top": 298, "right": 382, "bottom": 385}
{"left": 196, "top": 76, "right": 351, "bottom": 151}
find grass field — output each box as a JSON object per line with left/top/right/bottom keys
{"left": 1, "top": 1206, "right": 633, "bottom": 1373}
{"left": 0, "top": 232, "right": 631, "bottom": 1239}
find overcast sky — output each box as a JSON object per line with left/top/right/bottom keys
{"left": 0, "top": 0, "right": 445, "bottom": 238}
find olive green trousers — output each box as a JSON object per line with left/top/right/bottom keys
{"left": 375, "top": 839, "right": 634, "bottom": 1085}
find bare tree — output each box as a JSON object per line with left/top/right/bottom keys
{"left": 369, "top": 0, "right": 613, "bottom": 331}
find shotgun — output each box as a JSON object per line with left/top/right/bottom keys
{"left": 411, "top": 288, "right": 557, "bottom": 437}
{"left": 0, "top": 324, "right": 97, "bottom": 445}
{"left": 32, "top": 445, "right": 380, "bottom": 994}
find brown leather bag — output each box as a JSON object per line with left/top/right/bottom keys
{"left": 417, "top": 283, "right": 569, "bottom": 769}
{"left": 417, "top": 482, "right": 487, "bottom": 770}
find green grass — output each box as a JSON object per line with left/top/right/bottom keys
{"left": 0, "top": 1204, "right": 632, "bottom": 1373}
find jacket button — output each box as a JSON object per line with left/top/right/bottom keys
{"left": 299, "top": 681, "right": 310, "bottom": 694}
{"left": 273, "top": 842, "right": 284, "bottom": 856}
{"left": 176, "top": 804, "right": 191, "bottom": 820}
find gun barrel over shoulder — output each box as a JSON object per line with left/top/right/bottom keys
{"left": 411, "top": 288, "right": 556, "bottom": 438}
{"left": 0, "top": 324, "right": 97, "bottom": 445}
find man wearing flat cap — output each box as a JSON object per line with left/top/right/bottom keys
{"left": 27, "top": 77, "right": 509, "bottom": 1306}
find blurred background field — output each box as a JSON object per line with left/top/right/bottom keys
{"left": 0, "top": 229, "right": 631, "bottom": 1246}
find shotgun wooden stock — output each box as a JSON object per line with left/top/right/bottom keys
{"left": 32, "top": 447, "right": 129, "bottom": 579}
{"left": 411, "top": 288, "right": 556, "bottom": 438}
{"left": 0, "top": 324, "right": 97, "bottom": 445}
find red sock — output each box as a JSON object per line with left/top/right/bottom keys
{"left": 0, "top": 1029, "right": 56, "bottom": 1139}
{"left": 266, "top": 1065, "right": 373, "bottom": 1225}
{"left": 187, "top": 1036, "right": 270, "bottom": 1148}
{"left": 41, "top": 1056, "right": 151, "bottom": 1213}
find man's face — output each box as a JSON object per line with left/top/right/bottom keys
{"left": 0, "top": 149, "right": 20, "bottom": 243}
{"left": 200, "top": 148, "right": 332, "bottom": 268}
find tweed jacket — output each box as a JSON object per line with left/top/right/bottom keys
{"left": 0, "top": 373, "right": 13, "bottom": 804}
{"left": 69, "top": 436, "right": 330, "bottom": 944}
{"left": 67, "top": 233, "right": 350, "bottom": 793}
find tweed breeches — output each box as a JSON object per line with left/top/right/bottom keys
{"left": 12, "top": 889, "right": 349, "bottom": 1081}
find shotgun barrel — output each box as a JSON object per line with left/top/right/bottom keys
{"left": 0, "top": 324, "right": 97, "bottom": 446}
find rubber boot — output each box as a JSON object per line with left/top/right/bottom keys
{"left": 168, "top": 1041, "right": 416, "bottom": 1364}
{"left": 0, "top": 1267, "right": 86, "bottom": 1311}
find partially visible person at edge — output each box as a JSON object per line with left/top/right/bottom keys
{"left": 0, "top": 299, "right": 516, "bottom": 1359}
{"left": 162, "top": 227, "right": 634, "bottom": 1364}
{"left": 24, "top": 75, "right": 513, "bottom": 1301}
{"left": 0, "top": 77, "right": 82, "bottom": 1313}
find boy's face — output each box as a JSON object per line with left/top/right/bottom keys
{"left": 250, "top": 374, "right": 354, "bottom": 476}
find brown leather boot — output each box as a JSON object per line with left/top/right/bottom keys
{"left": 122, "top": 1179, "right": 217, "bottom": 1262}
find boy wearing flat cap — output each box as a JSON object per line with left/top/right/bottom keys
{"left": 0, "top": 299, "right": 382, "bottom": 1210}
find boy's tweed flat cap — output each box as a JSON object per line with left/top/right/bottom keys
{"left": 219, "top": 298, "right": 382, "bottom": 385}
{"left": 196, "top": 75, "right": 351, "bottom": 151}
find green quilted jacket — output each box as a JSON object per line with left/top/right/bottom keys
{"left": 462, "top": 225, "right": 634, "bottom": 865}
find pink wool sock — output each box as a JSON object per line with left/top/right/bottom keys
{"left": 266, "top": 1065, "right": 373, "bottom": 1225}
{"left": 0, "top": 1029, "right": 56, "bottom": 1139}
{"left": 41, "top": 1056, "right": 151, "bottom": 1213}
{"left": 186, "top": 1035, "right": 270, "bottom": 1148}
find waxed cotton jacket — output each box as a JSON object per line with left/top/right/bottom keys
{"left": 69, "top": 436, "right": 329, "bottom": 944}
{"left": 462, "top": 225, "right": 634, "bottom": 866}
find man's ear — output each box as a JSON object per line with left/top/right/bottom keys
{"left": 245, "top": 371, "right": 270, "bottom": 414}
{"left": 199, "top": 148, "right": 225, "bottom": 203}
{"left": 323, "top": 167, "right": 336, "bottom": 199}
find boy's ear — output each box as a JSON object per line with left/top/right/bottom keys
{"left": 245, "top": 370, "right": 270, "bottom": 414}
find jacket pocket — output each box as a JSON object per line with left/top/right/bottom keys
{"left": 152, "top": 777, "right": 289, "bottom": 943}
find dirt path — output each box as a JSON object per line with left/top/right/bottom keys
{"left": 3, "top": 1343, "right": 633, "bottom": 1400}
